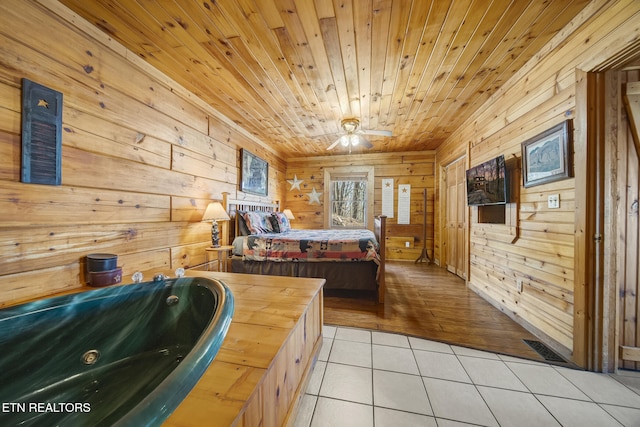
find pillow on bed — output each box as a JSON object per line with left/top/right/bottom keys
{"left": 243, "top": 211, "right": 274, "bottom": 234}
{"left": 236, "top": 210, "right": 251, "bottom": 236}
{"left": 270, "top": 211, "right": 291, "bottom": 233}
{"left": 231, "top": 236, "right": 245, "bottom": 256}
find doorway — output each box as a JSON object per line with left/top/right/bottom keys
{"left": 616, "top": 70, "right": 640, "bottom": 371}
{"left": 582, "top": 69, "right": 640, "bottom": 372}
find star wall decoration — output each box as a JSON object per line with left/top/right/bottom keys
{"left": 308, "top": 187, "right": 321, "bottom": 204}
{"left": 287, "top": 174, "right": 303, "bottom": 191}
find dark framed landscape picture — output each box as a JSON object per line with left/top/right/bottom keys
{"left": 240, "top": 149, "right": 268, "bottom": 196}
{"left": 521, "top": 121, "right": 573, "bottom": 188}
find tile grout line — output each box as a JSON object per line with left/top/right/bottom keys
{"left": 370, "top": 330, "right": 375, "bottom": 425}
{"left": 451, "top": 343, "right": 501, "bottom": 426}
{"left": 409, "top": 333, "right": 437, "bottom": 421}
{"left": 304, "top": 326, "right": 640, "bottom": 427}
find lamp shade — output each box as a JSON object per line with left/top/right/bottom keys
{"left": 202, "top": 202, "right": 230, "bottom": 221}
{"left": 282, "top": 209, "right": 295, "bottom": 220}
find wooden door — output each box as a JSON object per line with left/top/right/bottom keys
{"left": 445, "top": 157, "right": 467, "bottom": 279}
{"left": 446, "top": 164, "right": 456, "bottom": 274}
{"left": 619, "top": 112, "right": 640, "bottom": 369}
{"left": 456, "top": 160, "right": 467, "bottom": 278}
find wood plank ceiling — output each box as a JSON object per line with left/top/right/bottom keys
{"left": 59, "top": 0, "right": 591, "bottom": 158}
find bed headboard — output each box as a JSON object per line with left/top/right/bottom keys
{"left": 222, "top": 193, "right": 280, "bottom": 241}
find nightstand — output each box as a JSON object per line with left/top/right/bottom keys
{"left": 205, "top": 245, "right": 234, "bottom": 272}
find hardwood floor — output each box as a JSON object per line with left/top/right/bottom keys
{"left": 323, "top": 261, "right": 549, "bottom": 362}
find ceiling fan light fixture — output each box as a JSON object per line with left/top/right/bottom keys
{"left": 326, "top": 118, "right": 389, "bottom": 151}
{"left": 341, "top": 118, "right": 360, "bottom": 133}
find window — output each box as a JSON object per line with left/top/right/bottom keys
{"left": 330, "top": 179, "right": 367, "bottom": 228}
{"left": 324, "top": 166, "right": 374, "bottom": 230}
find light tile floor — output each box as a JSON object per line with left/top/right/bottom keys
{"left": 294, "top": 326, "right": 640, "bottom": 427}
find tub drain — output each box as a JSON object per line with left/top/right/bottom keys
{"left": 82, "top": 349, "right": 100, "bottom": 365}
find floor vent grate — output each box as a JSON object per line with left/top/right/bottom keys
{"left": 522, "top": 339, "right": 566, "bottom": 363}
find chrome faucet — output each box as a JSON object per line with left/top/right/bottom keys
{"left": 153, "top": 273, "right": 169, "bottom": 282}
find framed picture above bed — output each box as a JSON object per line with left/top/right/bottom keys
{"left": 240, "top": 148, "right": 268, "bottom": 196}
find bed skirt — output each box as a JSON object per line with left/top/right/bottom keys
{"left": 231, "top": 258, "right": 378, "bottom": 293}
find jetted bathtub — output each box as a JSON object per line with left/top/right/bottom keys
{"left": 0, "top": 275, "right": 234, "bottom": 426}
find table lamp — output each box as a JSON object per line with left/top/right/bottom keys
{"left": 202, "top": 202, "right": 230, "bottom": 247}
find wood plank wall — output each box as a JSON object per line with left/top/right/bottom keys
{"left": 285, "top": 152, "right": 435, "bottom": 261}
{"left": 0, "top": 1, "right": 284, "bottom": 307}
{"left": 435, "top": 0, "right": 640, "bottom": 359}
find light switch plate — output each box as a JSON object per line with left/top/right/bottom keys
{"left": 548, "top": 194, "right": 560, "bottom": 209}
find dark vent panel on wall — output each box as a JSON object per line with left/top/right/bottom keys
{"left": 523, "top": 339, "right": 566, "bottom": 363}
{"left": 21, "top": 78, "right": 63, "bottom": 185}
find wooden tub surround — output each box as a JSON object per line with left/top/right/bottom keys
{"left": 3, "top": 270, "right": 324, "bottom": 426}
{"left": 165, "top": 270, "right": 324, "bottom": 426}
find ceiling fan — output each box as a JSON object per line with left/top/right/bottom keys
{"left": 326, "top": 118, "right": 392, "bottom": 151}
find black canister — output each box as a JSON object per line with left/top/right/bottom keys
{"left": 88, "top": 267, "right": 123, "bottom": 287}
{"left": 86, "top": 253, "right": 118, "bottom": 272}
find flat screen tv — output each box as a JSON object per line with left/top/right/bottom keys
{"left": 466, "top": 155, "right": 508, "bottom": 206}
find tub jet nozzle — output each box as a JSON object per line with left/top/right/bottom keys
{"left": 82, "top": 349, "right": 100, "bottom": 365}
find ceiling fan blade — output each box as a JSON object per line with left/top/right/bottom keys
{"left": 326, "top": 137, "right": 341, "bottom": 150}
{"left": 360, "top": 129, "right": 392, "bottom": 136}
{"left": 361, "top": 137, "right": 374, "bottom": 149}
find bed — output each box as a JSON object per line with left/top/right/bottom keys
{"left": 223, "top": 195, "right": 387, "bottom": 303}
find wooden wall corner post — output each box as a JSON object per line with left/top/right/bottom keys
{"left": 222, "top": 192, "right": 229, "bottom": 210}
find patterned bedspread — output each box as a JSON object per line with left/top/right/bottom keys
{"left": 243, "top": 229, "right": 380, "bottom": 263}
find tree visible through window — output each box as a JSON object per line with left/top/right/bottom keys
{"left": 330, "top": 179, "right": 367, "bottom": 228}
{"left": 324, "top": 166, "right": 374, "bottom": 230}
